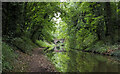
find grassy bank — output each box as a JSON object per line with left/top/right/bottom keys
{"left": 2, "top": 36, "right": 38, "bottom": 71}
{"left": 2, "top": 42, "right": 17, "bottom": 71}
{"left": 83, "top": 41, "right": 120, "bottom": 57}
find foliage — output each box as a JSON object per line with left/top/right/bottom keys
{"left": 56, "top": 2, "right": 120, "bottom": 54}
{"left": 0, "top": 38, "right": 2, "bottom": 72}
{"left": 36, "top": 40, "right": 51, "bottom": 48}
{"left": 2, "top": 2, "right": 61, "bottom": 43}
{"left": 12, "top": 37, "right": 37, "bottom": 54}
{"left": 2, "top": 2, "right": 120, "bottom": 72}
{"left": 3, "top": 2, "right": 119, "bottom": 53}
{"left": 2, "top": 2, "right": 61, "bottom": 71}
{"left": 2, "top": 42, "right": 17, "bottom": 71}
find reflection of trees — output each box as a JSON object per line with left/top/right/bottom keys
{"left": 66, "top": 51, "right": 119, "bottom": 72}
{"left": 93, "top": 55, "right": 119, "bottom": 72}
{"left": 47, "top": 49, "right": 119, "bottom": 72}
{"left": 51, "top": 52, "right": 69, "bottom": 72}
{"left": 66, "top": 51, "right": 78, "bottom": 72}
{"left": 66, "top": 51, "right": 97, "bottom": 72}
{"left": 76, "top": 52, "right": 98, "bottom": 72}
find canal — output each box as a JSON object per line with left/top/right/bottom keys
{"left": 45, "top": 45, "right": 120, "bottom": 72}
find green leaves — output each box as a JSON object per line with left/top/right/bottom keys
{"left": 21, "top": 2, "right": 61, "bottom": 42}
{"left": 57, "top": 2, "right": 119, "bottom": 51}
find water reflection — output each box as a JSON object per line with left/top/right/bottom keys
{"left": 67, "top": 51, "right": 119, "bottom": 72}
{"left": 45, "top": 41, "right": 120, "bottom": 72}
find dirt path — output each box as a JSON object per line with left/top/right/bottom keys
{"left": 15, "top": 48, "right": 57, "bottom": 72}
{"left": 28, "top": 48, "right": 57, "bottom": 72}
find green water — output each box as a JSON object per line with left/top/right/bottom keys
{"left": 46, "top": 48, "right": 120, "bottom": 72}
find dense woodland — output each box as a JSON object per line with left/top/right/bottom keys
{"left": 2, "top": 2, "right": 120, "bottom": 72}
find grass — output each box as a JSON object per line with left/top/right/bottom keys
{"left": 2, "top": 42, "right": 17, "bottom": 71}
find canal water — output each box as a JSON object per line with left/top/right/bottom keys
{"left": 45, "top": 47, "right": 120, "bottom": 72}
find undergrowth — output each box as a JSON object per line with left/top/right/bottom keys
{"left": 2, "top": 36, "right": 39, "bottom": 71}
{"left": 2, "top": 42, "right": 17, "bottom": 71}
{"left": 0, "top": 38, "right": 1, "bottom": 73}
{"left": 12, "top": 37, "right": 38, "bottom": 54}
{"left": 36, "top": 40, "right": 55, "bottom": 48}
{"left": 84, "top": 40, "right": 120, "bottom": 57}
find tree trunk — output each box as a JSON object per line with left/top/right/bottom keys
{"left": 104, "top": 2, "right": 114, "bottom": 44}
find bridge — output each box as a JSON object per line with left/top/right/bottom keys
{"left": 53, "top": 39, "right": 64, "bottom": 45}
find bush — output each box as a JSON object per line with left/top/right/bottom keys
{"left": 36, "top": 40, "right": 51, "bottom": 47}
{"left": 12, "top": 37, "right": 37, "bottom": 54}
{"left": 21, "top": 36, "right": 38, "bottom": 48}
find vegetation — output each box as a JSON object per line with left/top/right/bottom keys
{"left": 2, "top": 42, "right": 17, "bottom": 71}
{"left": 2, "top": 2, "right": 60, "bottom": 71}
{"left": 58, "top": 2, "right": 120, "bottom": 56}
{"left": 2, "top": 2, "right": 120, "bottom": 72}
